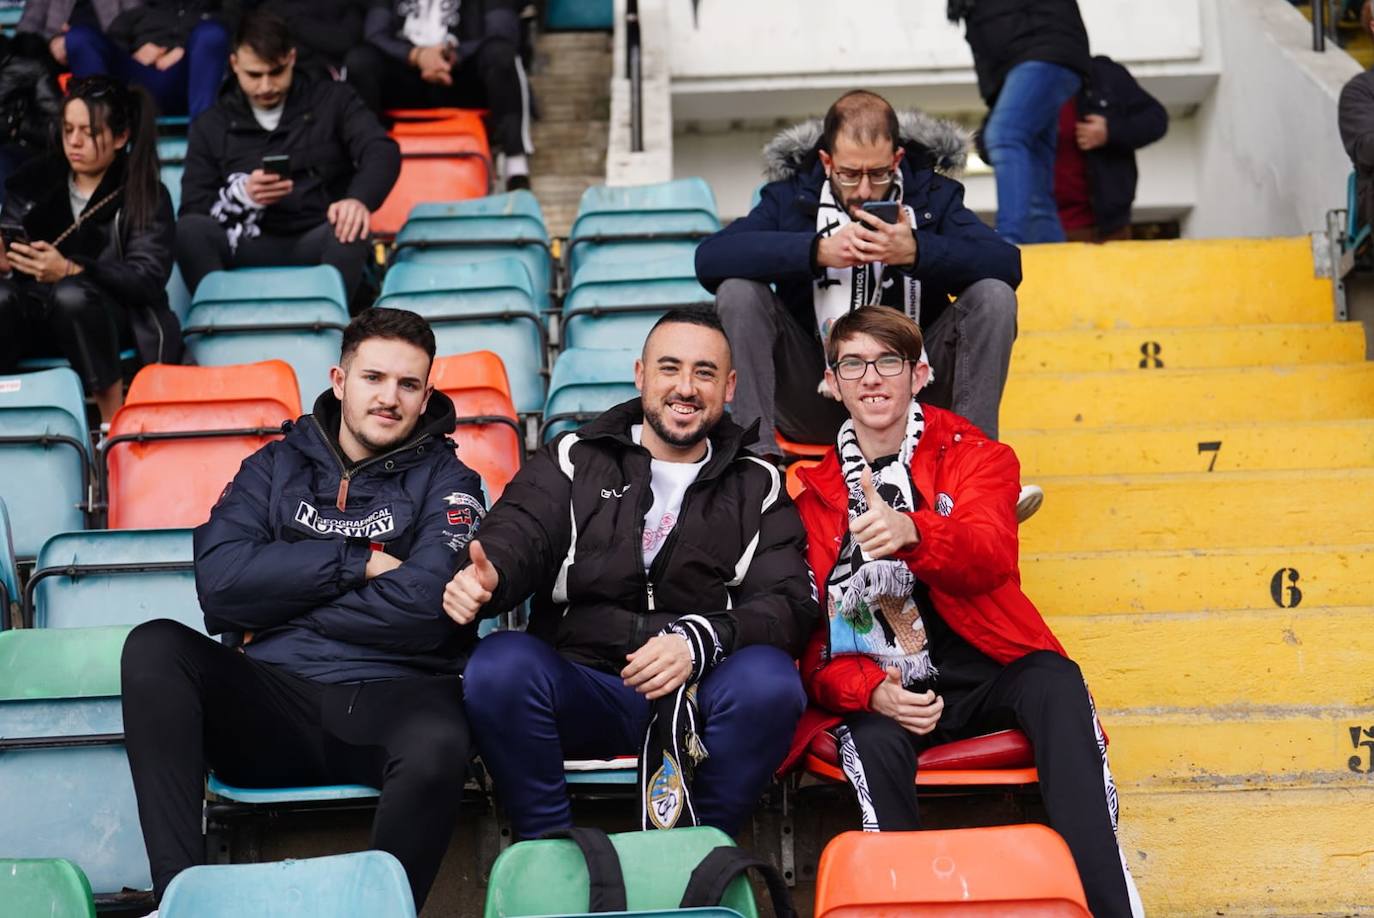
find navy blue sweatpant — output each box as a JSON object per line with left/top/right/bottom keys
{"left": 463, "top": 630, "right": 805, "bottom": 838}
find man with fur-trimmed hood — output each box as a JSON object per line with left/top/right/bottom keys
{"left": 696, "top": 90, "right": 1020, "bottom": 459}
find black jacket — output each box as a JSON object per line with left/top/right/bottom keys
{"left": 960, "top": 0, "right": 1091, "bottom": 104}
{"left": 2, "top": 153, "right": 183, "bottom": 364}
{"left": 1340, "top": 69, "right": 1374, "bottom": 227}
{"left": 107, "top": 0, "right": 226, "bottom": 51}
{"left": 180, "top": 71, "right": 401, "bottom": 235}
{"left": 475, "top": 399, "right": 820, "bottom": 673}
{"left": 193, "top": 388, "right": 485, "bottom": 684}
{"left": 1075, "top": 56, "right": 1168, "bottom": 236}
{"left": 696, "top": 112, "right": 1020, "bottom": 337}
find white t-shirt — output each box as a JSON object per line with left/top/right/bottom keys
{"left": 632, "top": 424, "right": 711, "bottom": 571}
{"left": 401, "top": 0, "right": 459, "bottom": 48}
{"left": 251, "top": 101, "right": 284, "bottom": 132}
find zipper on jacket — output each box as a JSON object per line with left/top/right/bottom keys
{"left": 643, "top": 484, "right": 697, "bottom": 613}
{"left": 311, "top": 415, "right": 429, "bottom": 511}
{"left": 645, "top": 581, "right": 656, "bottom": 611}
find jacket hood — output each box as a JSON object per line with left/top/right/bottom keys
{"left": 762, "top": 108, "right": 972, "bottom": 183}
{"left": 297, "top": 387, "right": 458, "bottom": 470}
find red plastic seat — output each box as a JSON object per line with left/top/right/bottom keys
{"left": 805, "top": 728, "right": 1038, "bottom": 788}
{"left": 430, "top": 351, "right": 523, "bottom": 500}
{"left": 105, "top": 362, "right": 301, "bottom": 529}
{"left": 373, "top": 110, "right": 492, "bottom": 237}
{"left": 814, "top": 826, "right": 1091, "bottom": 917}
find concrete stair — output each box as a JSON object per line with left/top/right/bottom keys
{"left": 1010, "top": 236, "right": 1374, "bottom": 915}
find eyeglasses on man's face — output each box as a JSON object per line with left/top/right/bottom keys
{"left": 831, "top": 166, "right": 896, "bottom": 187}
{"left": 832, "top": 355, "right": 910, "bottom": 380}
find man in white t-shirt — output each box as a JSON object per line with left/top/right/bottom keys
{"left": 443, "top": 308, "right": 819, "bottom": 839}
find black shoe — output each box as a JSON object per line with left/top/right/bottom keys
{"left": 506, "top": 174, "right": 531, "bottom": 192}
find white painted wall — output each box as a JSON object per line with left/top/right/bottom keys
{"left": 1186, "top": 0, "right": 1361, "bottom": 237}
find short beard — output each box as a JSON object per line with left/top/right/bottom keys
{"left": 644, "top": 402, "right": 715, "bottom": 449}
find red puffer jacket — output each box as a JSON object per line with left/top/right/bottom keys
{"left": 778, "top": 405, "right": 1069, "bottom": 775}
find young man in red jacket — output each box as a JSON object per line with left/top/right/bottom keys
{"left": 780, "top": 306, "right": 1142, "bottom": 917}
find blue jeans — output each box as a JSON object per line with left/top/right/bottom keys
{"left": 65, "top": 21, "right": 229, "bottom": 119}
{"left": 983, "top": 60, "right": 1083, "bottom": 244}
{"left": 463, "top": 630, "right": 806, "bottom": 838}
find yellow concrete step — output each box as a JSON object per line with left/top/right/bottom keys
{"left": 1117, "top": 785, "right": 1374, "bottom": 916}
{"left": 1019, "top": 468, "right": 1374, "bottom": 554}
{"left": 1006, "top": 419, "right": 1374, "bottom": 477}
{"left": 1049, "top": 607, "right": 1374, "bottom": 710}
{"left": 1021, "top": 545, "right": 1374, "bottom": 616}
{"left": 1001, "top": 362, "right": 1374, "bottom": 430}
{"left": 1018, "top": 237, "right": 1330, "bottom": 331}
{"left": 1012, "top": 322, "right": 1364, "bottom": 374}
{"left": 1105, "top": 710, "right": 1374, "bottom": 789}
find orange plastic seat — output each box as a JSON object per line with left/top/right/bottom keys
{"left": 785, "top": 458, "right": 821, "bottom": 500}
{"left": 805, "top": 728, "right": 1039, "bottom": 789}
{"left": 105, "top": 363, "right": 302, "bottom": 529}
{"left": 430, "top": 351, "right": 523, "bottom": 500}
{"left": 775, "top": 433, "right": 828, "bottom": 458}
{"left": 373, "top": 111, "right": 492, "bottom": 237}
{"left": 814, "top": 825, "right": 1091, "bottom": 917}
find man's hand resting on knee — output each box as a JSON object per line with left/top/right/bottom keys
{"left": 870, "top": 668, "right": 944, "bottom": 735}
{"left": 328, "top": 198, "right": 371, "bottom": 244}
{"left": 622, "top": 632, "right": 694, "bottom": 700}
{"left": 443, "top": 540, "right": 498, "bottom": 624}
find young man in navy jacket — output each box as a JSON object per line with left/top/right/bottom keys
{"left": 695, "top": 90, "right": 1021, "bottom": 458}
{"left": 121, "top": 308, "right": 483, "bottom": 911}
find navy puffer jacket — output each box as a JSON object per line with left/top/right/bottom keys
{"left": 193, "top": 388, "right": 484, "bottom": 683}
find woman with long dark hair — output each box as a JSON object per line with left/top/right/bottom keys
{"left": 0, "top": 75, "right": 182, "bottom": 424}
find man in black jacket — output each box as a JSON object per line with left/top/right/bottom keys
{"left": 951, "top": 0, "right": 1091, "bottom": 244}
{"left": 345, "top": 0, "right": 533, "bottom": 190}
{"left": 1053, "top": 55, "right": 1167, "bottom": 242}
{"left": 1340, "top": 1, "right": 1374, "bottom": 228}
{"left": 446, "top": 309, "right": 817, "bottom": 839}
{"left": 174, "top": 9, "right": 400, "bottom": 299}
{"left": 121, "top": 308, "right": 484, "bottom": 910}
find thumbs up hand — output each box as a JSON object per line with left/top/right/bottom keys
{"left": 443, "top": 540, "right": 500, "bottom": 625}
{"left": 849, "top": 468, "right": 919, "bottom": 559}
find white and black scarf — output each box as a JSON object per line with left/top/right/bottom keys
{"left": 823, "top": 399, "right": 937, "bottom": 686}
{"left": 209, "top": 172, "right": 263, "bottom": 254}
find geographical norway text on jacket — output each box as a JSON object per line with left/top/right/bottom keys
{"left": 193, "top": 388, "right": 485, "bottom": 684}
{"left": 694, "top": 109, "right": 1021, "bottom": 338}
{"left": 472, "top": 399, "right": 821, "bottom": 673}
{"left": 779, "top": 405, "right": 1072, "bottom": 774}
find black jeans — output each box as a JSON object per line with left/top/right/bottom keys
{"left": 174, "top": 213, "right": 370, "bottom": 301}
{"left": 0, "top": 275, "right": 132, "bottom": 392}
{"left": 120, "top": 620, "right": 471, "bottom": 908}
{"left": 344, "top": 40, "right": 532, "bottom": 157}
{"left": 837, "top": 651, "right": 1136, "bottom": 917}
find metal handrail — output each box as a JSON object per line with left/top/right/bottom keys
{"left": 1315, "top": 0, "right": 1327, "bottom": 51}
{"left": 627, "top": 0, "right": 643, "bottom": 153}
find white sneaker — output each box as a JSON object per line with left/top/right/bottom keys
{"left": 1016, "top": 484, "right": 1044, "bottom": 524}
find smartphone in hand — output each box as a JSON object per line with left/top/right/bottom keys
{"left": 861, "top": 201, "right": 901, "bottom": 224}
{"left": 261, "top": 154, "right": 291, "bottom": 178}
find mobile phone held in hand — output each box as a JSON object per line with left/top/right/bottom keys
{"left": 0, "top": 222, "right": 30, "bottom": 248}
{"left": 261, "top": 154, "right": 291, "bottom": 178}
{"left": 861, "top": 201, "right": 901, "bottom": 224}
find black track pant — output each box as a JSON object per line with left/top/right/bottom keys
{"left": 837, "top": 651, "right": 1138, "bottom": 917}
{"left": 0, "top": 275, "right": 132, "bottom": 392}
{"left": 120, "top": 619, "right": 471, "bottom": 909}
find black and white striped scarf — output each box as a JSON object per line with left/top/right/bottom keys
{"left": 209, "top": 172, "right": 264, "bottom": 254}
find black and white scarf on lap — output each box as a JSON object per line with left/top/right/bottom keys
{"left": 639, "top": 614, "right": 722, "bottom": 831}
{"left": 823, "top": 398, "right": 937, "bottom": 688}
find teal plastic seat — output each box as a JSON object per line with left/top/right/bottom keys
{"left": 485, "top": 827, "right": 758, "bottom": 918}
{"left": 545, "top": 0, "right": 611, "bottom": 29}
{"left": 541, "top": 348, "right": 638, "bottom": 441}
{"left": 28, "top": 529, "right": 201, "bottom": 632}
{"left": 378, "top": 260, "right": 547, "bottom": 414}
{"left": 567, "top": 180, "right": 719, "bottom": 278}
{"left": 183, "top": 267, "right": 350, "bottom": 407}
{"left": 161, "top": 163, "right": 184, "bottom": 213}
{"left": 0, "top": 858, "right": 97, "bottom": 918}
{"left": 0, "top": 499, "right": 16, "bottom": 631}
{"left": 568, "top": 241, "right": 703, "bottom": 294}
{"left": 0, "top": 626, "right": 151, "bottom": 901}
{"left": 157, "top": 136, "right": 188, "bottom": 164}
{"left": 0, "top": 367, "right": 93, "bottom": 559}
{"left": 575, "top": 179, "right": 718, "bottom": 220}
{"left": 562, "top": 249, "right": 712, "bottom": 351}
{"left": 408, "top": 189, "right": 547, "bottom": 224}
{"left": 167, "top": 262, "right": 192, "bottom": 323}
{"left": 159, "top": 851, "right": 416, "bottom": 918}
{"left": 206, "top": 773, "right": 380, "bottom": 804}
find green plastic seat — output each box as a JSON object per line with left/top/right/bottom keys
{"left": 0, "top": 626, "right": 151, "bottom": 899}
{"left": 0, "top": 367, "right": 93, "bottom": 559}
{"left": 0, "top": 858, "right": 97, "bottom": 918}
{"left": 541, "top": 348, "right": 638, "bottom": 442}
{"left": 0, "top": 499, "right": 17, "bottom": 631}
{"left": 159, "top": 852, "right": 415, "bottom": 917}
{"left": 29, "top": 528, "right": 201, "bottom": 632}
{"left": 484, "top": 827, "right": 758, "bottom": 918}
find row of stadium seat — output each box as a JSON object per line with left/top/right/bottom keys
{"left": 2, "top": 821, "right": 1094, "bottom": 916}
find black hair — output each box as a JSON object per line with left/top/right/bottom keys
{"left": 234, "top": 8, "right": 294, "bottom": 62}
{"left": 341, "top": 308, "right": 437, "bottom": 365}
{"left": 820, "top": 90, "right": 900, "bottom": 154}
{"left": 62, "top": 76, "right": 160, "bottom": 232}
{"left": 643, "top": 307, "right": 732, "bottom": 356}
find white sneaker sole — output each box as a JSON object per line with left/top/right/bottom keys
{"left": 1016, "top": 485, "right": 1044, "bottom": 524}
